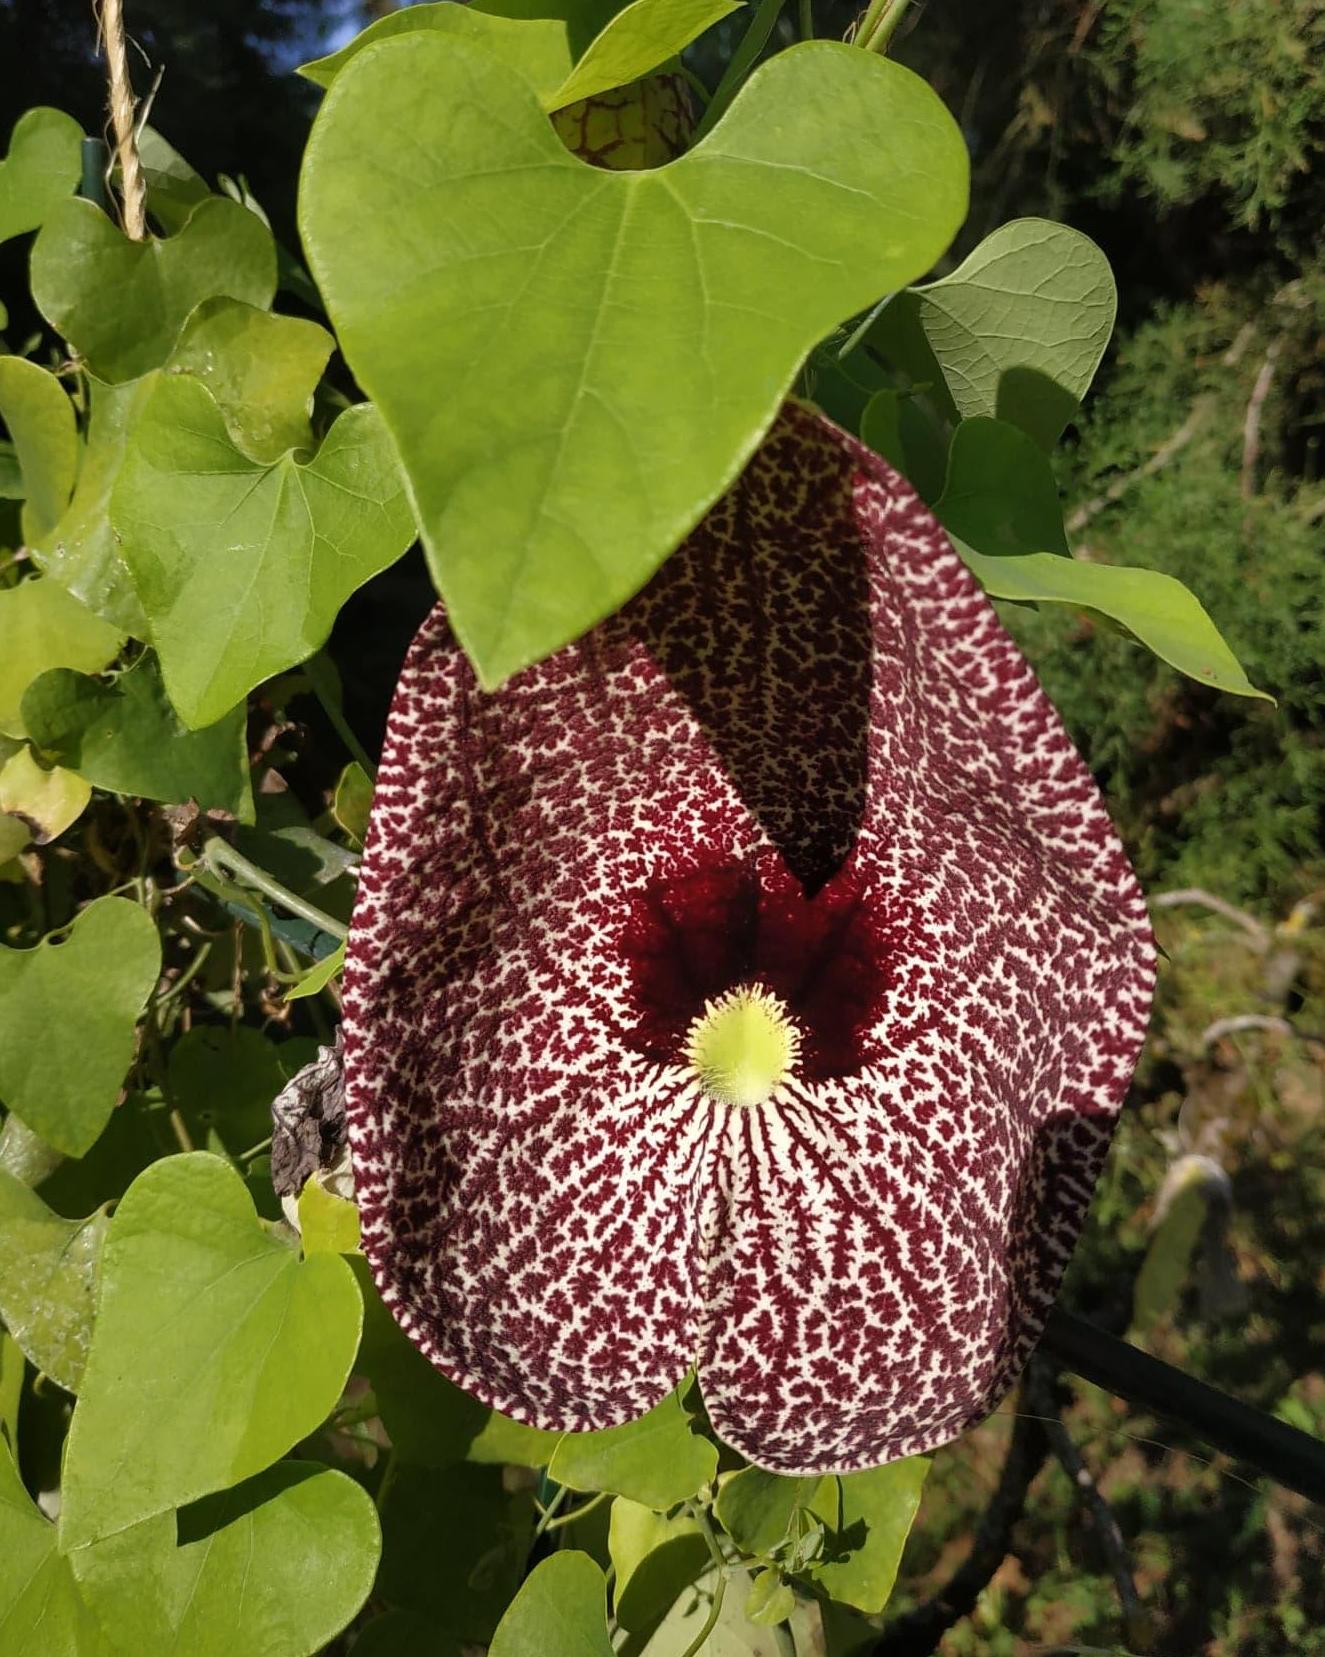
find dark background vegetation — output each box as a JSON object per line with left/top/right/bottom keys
{"left": 5, "top": 1, "right": 1323, "bottom": 1650}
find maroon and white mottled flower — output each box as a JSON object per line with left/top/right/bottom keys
{"left": 341, "top": 401, "right": 1155, "bottom": 1475}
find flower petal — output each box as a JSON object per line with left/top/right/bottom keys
{"left": 343, "top": 401, "right": 1154, "bottom": 1467}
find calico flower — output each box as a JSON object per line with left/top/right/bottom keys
{"left": 341, "top": 401, "right": 1155, "bottom": 1475}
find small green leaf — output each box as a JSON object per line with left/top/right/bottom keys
{"left": 549, "top": 0, "right": 739, "bottom": 109}
{"left": 0, "top": 1169, "right": 108, "bottom": 1392}
{"left": 298, "top": 1173, "right": 360, "bottom": 1255}
{"left": 21, "top": 654, "right": 254, "bottom": 822}
{"left": 608, "top": 1498, "right": 707, "bottom": 1633}
{"left": 0, "top": 745, "right": 91, "bottom": 846}
{"left": 744, "top": 1568, "right": 795, "bottom": 1627}
{"left": 0, "top": 356, "right": 77, "bottom": 544}
{"left": 284, "top": 938, "right": 346, "bottom": 1002}
{"left": 488, "top": 1551, "right": 614, "bottom": 1657}
{"left": 934, "top": 417, "right": 1069, "bottom": 557}
{"left": 350, "top": 1256, "right": 560, "bottom": 1467}
{"left": 300, "top": 36, "right": 968, "bottom": 685}
{"left": 112, "top": 375, "right": 415, "bottom": 727}
{"left": 34, "top": 374, "right": 153, "bottom": 635}
{"left": 954, "top": 539, "right": 1271, "bottom": 701}
{"left": 715, "top": 1468, "right": 815, "bottom": 1559}
{"left": 804, "top": 1458, "right": 929, "bottom": 1615}
{"left": 170, "top": 297, "right": 335, "bottom": 463}
{"left": 0, "top": 576, "right": 124, "bottom": 739}
{"left": 890, "top": 217, "right": 1117, "bottom": 450}
{"left": 379, "top": 1462, "right": 534, "bottom": 1642}
{"left": 332, "top": 760, "right": 373, "bottom": 844}
{"left": 59, "top": 1151, "right": 363, "bottom": 1549}
{"left": 548, "top": 1380, "right": 717, "bottom": 1507}
{"left": 137, "top": 124, "right": 212, "bottom": 235}
{"left": 0, "top": 1441, "right": 114, "bottom": 1657}
{"left": 67, "top": 1462, "right": 380, "bottom": 1657}
{"left": 0, "top": 896, "right": 160, "bottom": 1156}
{"left": 31, "top": 196, "right": 277, "bottom": 383}
{"left": 859, "top": 388, "right": 949, "bottom": 505}
{"left": 0, "top": 107, "right": 83, "bottom": 244}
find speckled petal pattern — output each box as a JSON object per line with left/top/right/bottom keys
{"left": 341, "top": 400, "right": 1155, "bottom": 1475}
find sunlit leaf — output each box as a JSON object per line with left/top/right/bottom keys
{"left": 300, "top": 36, "right": 967, "bottom": 684}
{"left": 331, "top": 761, "right": 373, "bottom": 844}
{"left": 608, "top": 1498, "right": 707, "bottom": 1633}
{"left": 59, "top": 1151, "right": 362, "bottom": 1549}
{"left": 22, "top": 653, "right": 254, "bottom": 821}
{"left": 548, "top": 1380, "right": 717, "bottom": 1506}
{"left": 0, "top": 745, "right": 91, "bottom": 846}
{"left": 0, "top": 577, "right": 123, "bottom": 739}
{"left": 0, "top": 896, "right": 160, "bottom": 1156}
{"left": 549, "top": 0, "right": 738, "bottom": 109}
{"left": 0, "top": 107, "right": 82, "bottom": 244}
{"left": 0, "top": 1169, "right": 107, "bottom": 1392}
{"left": 112, "top": 374, "right": 415, "bottom": 727}
{"left": 714, "top": 1466, "right": 813, "bottom": 1558}
{"left": 488, "top": 1551, "right": 614, "bottom": 1657}
{"left": 68, "top": 1462, "right": 380, "bottom": 1657}
{"left": 0, "top": 1442, "right": 114, "bottom": 1657}
{"left": 803, "top": 1458, "right": 929, "bottom": 1614}
{"left": 30, "top": 196, "right": 276, "bottom": 382}
{"left": 0, "top": 355, "right": 77, "bottom": 543}
{"left": 298, "top": 1173, "right": 360, "bottom": 1255}
{"left": 284, "top": 939, "right": 346, "bottom": 1002}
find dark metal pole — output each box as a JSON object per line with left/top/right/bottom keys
{"left": 1041, "top": 1306, "right": 1325, "bottom": 1507}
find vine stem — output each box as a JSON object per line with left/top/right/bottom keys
{"left": 198, "top": 838, "right": 349, "bottom": 941}
{"left": 676, "top": 1500, "right": 731, "bottom": 1657}
{"left": 855, "top": 0, "right": 911, "bottom": 54}
{"left": 96, "top": 0, "right": 147, "bottom": 239}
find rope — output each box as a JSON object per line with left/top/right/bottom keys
{"left": 96, "top": 0, "right": 147, "bottom": 239}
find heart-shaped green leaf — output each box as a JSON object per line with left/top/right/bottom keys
{"left": 112, "top": 374, "right": 415, "bottom": 727}
{"left": 0, "top": 745, "right": 90, "bottom": 848}
{"left": 59, "top": 1152, "right": 363, "bottom": 1550}
{"left": 934, "top": 416, "right": 1069, "bottom": 556}
{"left": 0, "top": 896, "right": 160, "bottom": 1156}
{"left": 715, "top": 1467, "right": 814, "bottom": 1559}
{"left": 0, "top": 107, "right": 82, "bottom": 245}
{"left": 0, "top": 1443, "right": 114, "bottom": 1657}
{"left": 608, "top": 1498, "right": 707, "bottom": 1633}
{"left": 34, "top": 375, "right": 153, "bottom": 635}
{"left": 954, "top": 539, "right": 1269, "bottom": 701}
{"left": 488, "top": 1552, "right": 614, "bottom": 1657}
{"left": 0, "top": 577, "right": 124, "bottom": 740}
{"left": 0, "top": 1169, "right": 108, "bottom": 1392}
{"left": 548, "top": 1380, "right": 717, "bottom": 1507}
{"left": 22, "top": 654, "right": 254, "bottom": 821}
{"left": 299, "top": 36, "right": 968, "bottom": 685}
{"left": 0, "top": 356, "right": 77, "bottom": 544}
{"left": 31, "top": 196, "right": 277, "bottom": 382}
{"left": 875, "top": 218, "right": 1116, "bottom": 451}
{"left": 67, "top": 1462, "right": 380, "bottom": 1657}
{"left": 803, "top": 1458, "right": 928, "bottom": 1614}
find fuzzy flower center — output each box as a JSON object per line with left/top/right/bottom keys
{"left": 684, "top": 984, "right": 802, "bottom": 1107}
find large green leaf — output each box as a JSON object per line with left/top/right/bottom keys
{"left": 0, "top": 576, "right": 124, "bottom": 739}
{"left": 22, "top": 654, "right": 254, "bottom": 821}
{"left": 59, "top": 1152, "right": 362, "bottom": 1549}
{"left": 0, "top": 1168, "right": 107, "bottom": 1392}
{"left": 0, "top": 108, "right": 82, "bottom": 245}
{"left": 0, "top": 896, "right": 160, "bottom": 1157}
{"left": 803, "top": 1459, "right": 928, "bottom": 1615}
{"left": 67, "top": 1462, "right": 379, "bottom": 1657}
{"left": 0, "top": 1443, "right": 113, "bottom": 1657}
{"left": 548, "top": 1380, "right": 717, "bottom": 1507}
{"left": 488, "top": 1551, "right": 614, "bottom": 1657}
{"left": 378, "top": 1463, "right": 534, "bottom": 1641}
{"left": 608, "top": 1498, "right": 708, "bottom": 1633}
{"left": 0, "top": 356, "right": 77, "bottom": 544}
{"left": 934, "top": 416, "right": 1069, "bottom": 557}
{"left": 112, "top": 375, "right": 414, "bottom": 727}
{"left": 879, "top": 217, "right": 1116, "bottom": 450}
{"left": 34, "top": 374, "right": 153, "bottom": 635}
{"left": 300, "top": 37, "right": 968, "bottom": 685}
{"left": 350, "top": 1255, "right": 560, "bottom": 1467}
{"left": 30, "top": 197, "right": 277, "bottom": 383}
{"left": 955, "top": 539, "right": 1270, "bottom": 701}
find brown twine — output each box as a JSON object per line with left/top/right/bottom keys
{"left": 96, "top": 0, "right": 147, "bottom": 240}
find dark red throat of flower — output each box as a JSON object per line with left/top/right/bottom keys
{"left": 620, "top": 853, "right": 903, "bottom": 1083}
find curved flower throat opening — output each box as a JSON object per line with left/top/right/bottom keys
{"left": 622, "top": 856, "right": 902, "bottom": 1099}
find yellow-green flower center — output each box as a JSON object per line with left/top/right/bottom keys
{"left": 684, "top": 985, "right": 801, "bottom": 1107}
